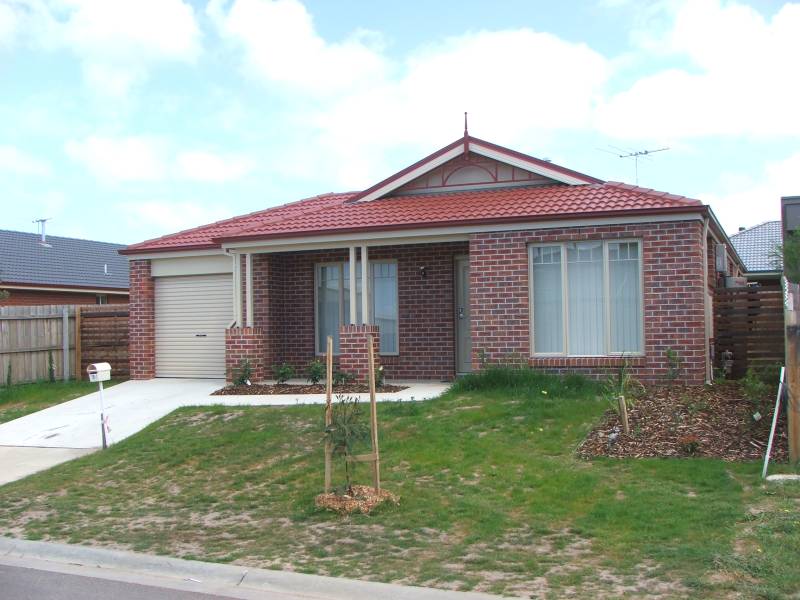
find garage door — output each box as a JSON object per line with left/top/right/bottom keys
{"left": 155, "top": 274, "right": 232, "bottom": 378}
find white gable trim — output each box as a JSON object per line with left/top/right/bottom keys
{"left": 469, "top": 142, "right": 589, "bottom": 186}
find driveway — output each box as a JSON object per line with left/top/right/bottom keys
{"left": 0, "top": 378, "right": 448, "bottom": 483}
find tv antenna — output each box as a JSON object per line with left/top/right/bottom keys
{"left": 33, "top": 217, "right": 52, "bottom": 248}
{"left": 600, "top": 146, "right": 669, "bottom": 185}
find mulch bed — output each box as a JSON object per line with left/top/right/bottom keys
{"left": 212, "top": 383, "right": 408, "bottom": 396}
{"left": 578, "top": 382, "right": 788, "bottom": 462}
{"left": 315, "top": 485, "right": 399, "bottom": 515}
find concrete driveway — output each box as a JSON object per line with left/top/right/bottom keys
{"left": 0, "top": 378, "right": 448, "bottom": 484}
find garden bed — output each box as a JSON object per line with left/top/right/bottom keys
{"left": 578, "top": 382, "right": 788, "bottom": 462}
{"left": 212, "top": 382, "right": 408, "bottom": 395}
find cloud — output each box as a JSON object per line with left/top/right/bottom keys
{"left": 208, "top": 0, "right": 385, "bottom": 95}
{"left": 3, "top": 0, "right": 201, "bottom": 96}
{"left": 119, "top": 200, "right": 232, "bottom": 235}
{"left": 0, "top": 145, "right": 51, "bottom": 176}
{"left": 175, "top": 151, "right": 256, "bottom": 182}
{"left": 65, "top": 135, "right": 256, "bottom": 183}
{"left": 703, "top": 152, "right": 799, "bottom": 234}
{"left": 65, "top": 135, "right": 168, "bottom": 181}
{"left": 596, "top": 0, "right": 800, "bottom": 140}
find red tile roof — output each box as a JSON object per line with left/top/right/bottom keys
{"left": 122, "top": 182, "right": 705, "bottom": 254}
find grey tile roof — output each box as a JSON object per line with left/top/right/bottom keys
{"left": 730, "top": 221, "right": 783, "bottom": 273}
{"left": 0, "top": 229, "right": 129, "bottom": 290}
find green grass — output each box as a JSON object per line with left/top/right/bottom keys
{"left": 0, "top": 368, "right": 797, "bottom": 598}
{"left": 0, "top": 379, "right": 120, "bottom": 424}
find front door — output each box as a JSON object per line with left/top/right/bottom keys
{"left": 455, "top": 256, "right": 472, "bottom": 373}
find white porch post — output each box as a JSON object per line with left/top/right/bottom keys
{"left": 361, "top": 245, "right": 369, "bottom": 325}
{"left": 245, "top": 253, "right": 254, "bottom": 327}
{"left": 231, "top": 252, "right": 242, "bottom": 326}
{"left": 348, "top": 246, "right": 357, "bottom": 324}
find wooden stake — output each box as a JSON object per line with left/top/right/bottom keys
{"left": 785, "top": 280, "right": 800, "bottom": 463}
{"left": 618, "top": 394, "right": 630, "bottom": 435}
{"left": 366, "top": 334, "right": 381, "bottom": 490}
{"left": 74, "top": 307, "right": 82, "bottom": 381}
{"left": 324, "top": 335, "right": 333, "bottom": 493}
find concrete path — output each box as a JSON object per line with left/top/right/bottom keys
{"left": 0, "top": 538, "right": 498, "bottom": 600}
{"left": 0, "top": 378, "right": 449, "bottom": 483}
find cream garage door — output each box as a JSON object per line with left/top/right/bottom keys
{"left": 155, "top": 274, "right": 232, "bottom": 378}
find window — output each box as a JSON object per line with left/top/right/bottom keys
{"left": 315, "top": 261, "right": 398, "bottom": 354}
{"left": 96, "top": 294, "right": 108, "bottom": 305}
{"left": 530, "top": 240, "right": 643, "bottom": 356}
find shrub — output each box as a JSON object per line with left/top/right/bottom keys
{"left": 324, "top": 395, "right": 370, "bottom": 493}
{"left": 233, "top": 359, "right": 252, "bottom": 386}
{"left": 273, "top": 363, "right": 295, "bottom": 385}
{"left": 603, "top": 359, "right": 644, "bottom": 411}
{"left": 306, "top": 360, "right": 325, "bottom": 385}
{"left": 332, "top": 370, "right": 353, "bottom": 386}
{"left": 449, "top": 366, "right": 599, "bottom": 399}
{"left": 742, "top": 367, "right": 769, "bottom": 403}
{"left": 47, "top": 351, "right": 56, "bottom": 383}
{"left": 677, "top": 434, "right": 701, "bottom": 456}
{"left": 374, "top": 365, "right": 385, "bottom": 387}
{"left": 5, "top": 364, "right": 10, "bottom": 388}
{"left": 665, "top": 348, "right": 682, "bottom": 388}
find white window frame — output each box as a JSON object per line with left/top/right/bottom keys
{"left": 528, "top": 239, "right": 644, "bottom": 357}
{"left": 314, "top": 259, "right": 399, "bottom": 356}
{"left": 96, "top": 294, "right": 108, "bottom": 305}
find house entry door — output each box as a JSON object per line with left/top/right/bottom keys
{"left": 455, "top": 256, "right": 472, "bottom": 373}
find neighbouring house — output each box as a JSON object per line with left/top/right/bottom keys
{"left": 729, "top": 221, "right": 782, "bottom": 288}
{"left": 0, "top": 229, "right": 129, "bottom": 306}
{"left": 122, "top": 134, "right": 746, "bottom": 385}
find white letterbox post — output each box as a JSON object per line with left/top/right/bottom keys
{"left": 86, "top": 362, "right": 111, "bottom": 449}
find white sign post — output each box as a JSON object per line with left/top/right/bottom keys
{"left": 87, "top": 362, "right": 112, "bottom": 450}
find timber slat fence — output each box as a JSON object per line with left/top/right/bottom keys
{"left": 714, "top": 287, "right": 785, "bottom": 378}
{"left": 0, "top": 304, "right": 129, "bottom": 385}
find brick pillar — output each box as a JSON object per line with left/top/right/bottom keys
{"left": 129, "top": 259, "right": 155, "bottom": 379}
{"left": 339, "top": 324, "right": 380, "bottom": 383}
{"left": 226, "top": 327, "right": 267, "bottom": 383}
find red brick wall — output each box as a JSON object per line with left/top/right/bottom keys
{"left": 225, "top": 327, "right": 267, "bottom": 383}
{"left": 339, "top": 324, "right": 380, "bottom": 383}
{"left": 129, "top": 259, "right": 155, "bottom": 379}
{"left": 247, "top": 242, "right": 467, "bottom": 381}
{"left": 0, "top": 288, "right": 127, "bottom": 306}
{"left": 469, "top": 220, "right": 708, "bottom": 385}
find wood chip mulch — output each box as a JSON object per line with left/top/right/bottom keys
{"left": 212, "top": 383, "right": 408, "bottom": 396}
{"left": 315, "top": 485, "right": 399, "bottom": 515}
{"left": 578, "top": 382, "right": 788, "bottom": 462}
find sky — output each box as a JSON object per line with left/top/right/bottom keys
{"left": 0, "top": 0, "right": 797, "bottom": 245}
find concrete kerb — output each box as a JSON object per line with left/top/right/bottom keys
{"left": 0, "top": 538, "right": 499, "bottom": 600}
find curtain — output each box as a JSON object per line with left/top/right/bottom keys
{"left": 532, "top": 246, "right": 564, "bottom": 353}
{"left": 317, "top": 265, "right": 341, "bottom": 353}
{"left": 567, "top": 242, "right": 605, "bottom": 355}
{"left": 372, "top": 262, "right": 398, "bottom": 353}
{"left": 609, "top": 242, "right": 642, "bottom": 353}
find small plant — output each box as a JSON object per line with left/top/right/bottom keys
{"left": 324, "top": 395, "right": 370, "bottom": 493}
{"left": 47, "top": 351, "right": 56, "bottom": 383}
{"left": 742, "top": 367, "right": 769, "bottom": 404}
{"left": 374, "top": 365, "right": 385, "bottom": 387}
{"left": 332, "top": 370, "right": 353, "bottom": 386}
{"left": 6, "top": 363, "right": 11, "bottom": 387}
{"left": 603, "top": 359, "right": 644, "bottom": 411}
{"left": 233, "top": 359, "right": 252, "bottom": 386}
{"left": 306, "top": 360, "right": 325, "bottom": 385}
{"left": 273, "top": 362, "right": 295, "bottom": 385}
{"left": 665, "top": 348, "right": 682, "bottom": 389}
{"left": 677, "top": 434, "right": 701, "bottom": 456}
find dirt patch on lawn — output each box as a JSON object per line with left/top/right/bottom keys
{"left": 212, "top": 383, "right": 408, "bottom": 395}
{"left": 578, "top": 383, "right": 787, "bottom": 461}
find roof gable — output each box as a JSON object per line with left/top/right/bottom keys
{"left": 351, "top": 135, "right": 603, "bottom": 203}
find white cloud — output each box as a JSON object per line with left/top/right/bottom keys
{"left": 175, "top": 151, "right": 256, "bottom": 182}
{"left": 65, "top": 135, "right": 168, "bottom": 181}
{"left": 596, "top": 0, "right": 800, "bottom": 140}
{"left": 0, "top": 145, "right": 51, "bottom": 176}
{"left": 208, "top": 0, "right": 385, "bottom": 95}
{"left": 119, "top": 200, "right": 232, "bottom": 235}
{"left": 703, "top": 152, "right": 799, "bottom": 235}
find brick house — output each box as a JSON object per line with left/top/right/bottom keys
{"left": 121, "top": 135, "right": 744, "bottom": 385}
{"left": 1, "top": 229, "right": 129, "bottom": 306}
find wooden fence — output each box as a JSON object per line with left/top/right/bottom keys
{"left": 0, "top": 304, "right": 129, "bottom": 385}
{"left": 714, "top": 287, "right": 785, "bottom": 378}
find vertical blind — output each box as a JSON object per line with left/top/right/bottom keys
{"left": 531, "top": 240, "right": 643, "bottom": 355}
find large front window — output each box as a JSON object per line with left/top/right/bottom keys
{"left": 315, "top": 261, "right": 398, "bottom": 354}
{"left": 530, "top": 240, "right": 643, "bottom": 356}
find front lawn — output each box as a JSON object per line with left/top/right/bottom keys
{"left": 0, "top": 380, "right": 120, "bottom": 424}
{"left": 0, "top": 370, "right": 797, "bottom": 598}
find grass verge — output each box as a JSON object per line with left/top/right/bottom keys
{"left": 0, "top": 368, "right": 796, "bottom": 597}
{"left": 0, "top": 380, "right": 120, "bottom": 424}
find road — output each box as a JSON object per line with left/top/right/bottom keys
{"left": 0, "top": 564, "right": 236, "bottom": 600}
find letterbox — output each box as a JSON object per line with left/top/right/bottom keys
{"left": 86, "top": 362, "right": 112, "bottom": 383}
